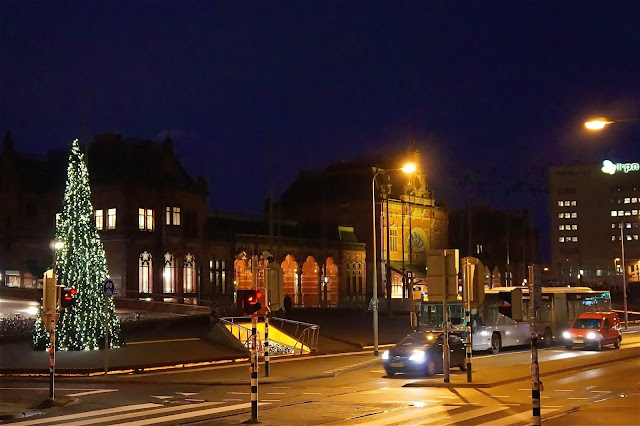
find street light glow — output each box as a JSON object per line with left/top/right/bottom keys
{"left": 50, "top": 240, "right": 65, "bottom": 250}
{"left": 401, "top": 163, "right": 417, "bottom": 173}
{"left": 584, "top": 118, "right": 613, "bottom": 131}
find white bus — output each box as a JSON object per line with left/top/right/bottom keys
{"left": 417, "top": 286, "right": 611, "bottom": 354}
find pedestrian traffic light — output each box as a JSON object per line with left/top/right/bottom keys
{"left": 241, "top": 289, "right": 262, "bottom": 315}
{"left": 60, "top": 287, "right": 77, "bottom": 309}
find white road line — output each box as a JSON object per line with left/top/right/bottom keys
{"left": 227, "top": 391, "right": 249, "bottom": 394}
{"left": 476, "top": 407, "right": 556, "bottom": 425}
{"left": 267, "top": 392, "right": 286, "bottom": 394}
{"left": 261, "top": 399, "right": 280, "bottom": 402}
{"left": 150, "top": 396, "right": 173, "bottom": 400}
{"left": 11, "top": 404, "right": 161, "bottom": 425}
{"left": 492, "top": 395, "right": 511, "bottom": 398}
{"left": 66, "top": 389, "right": 118, "bottom": 397}
{"left": 555, "top": 389, "right": 573, "bottom": 392}
{"left": 223, "top": 399, "right": 242, "bottom": 401}
{"left": 110, "top": 402, "right": 268, "bottom": 426}
{"left": 591, "top": 390, "right": 612, "bottom": 393}
{"left": 356, "top": 405, "right": 450, "bottom": 426}
{"left": 176, "top": 392, "right": 199, "bottom": 396}
{"left": 303, "top": 392, "right": 322, "bottom": 395}
{"left": 58, "top": 402, "right": 221, "bottom": 426}
{"left": 441, "top": 406, "right": 506, "bottom": 425}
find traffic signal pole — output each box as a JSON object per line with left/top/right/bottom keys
{"left": 48, "top": 315, "right": 57, "bottom": 399}
{"left": 250, "top": 312, "right": 259, "bottom": 423}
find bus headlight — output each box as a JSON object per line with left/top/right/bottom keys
{"left": 586, "top": 332, "right": 599, "bottom": 340}
{"left": 562, "top": 331, "right": 572, "bottom": 339}
{"left": 409, "top": 350, "right": 426, "bottom": 363}
{"left": 382, "top": 350, "right": 389, "bottom": 360}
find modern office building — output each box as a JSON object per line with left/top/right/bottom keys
{"left": 549, "top": 160, "right": 640, "bottom": 289}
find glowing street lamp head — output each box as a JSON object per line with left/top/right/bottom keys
{"left": 50, "top": 240, "right": 65, "bottom": 250}
{"left": 584, "top": 118, "right": 613, "bottom": 131}
{"left": 401, "top": 163, "right": 416, "bottom": 174}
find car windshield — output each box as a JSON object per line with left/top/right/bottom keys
{"left": 572, "top": 318, "right": 601, "bottom": 329}
{"left": 397, "top": 333, "right": 440, "bottom": 346}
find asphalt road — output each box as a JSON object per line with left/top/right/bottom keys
{"left": 2, "top": 329, "right": 639, "bottom": 425}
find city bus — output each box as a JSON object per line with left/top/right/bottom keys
{"left": 417, "top": 286, "right": 611, "bottom": 354}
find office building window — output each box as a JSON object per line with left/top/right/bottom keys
{"left": 559, "top": 237, "right": 565, "bottom": 242}
{"left": 95, "top": 209, "right": 104, "bottom": 230}
{"left": 625, "top": 198, "right": 630, "bottom": 204}
{"left": 138, "top": 208, "right": 154, "bottom": 231}
{"left": 139, "top": 251, "right": 152, "bottom": 293}
{"left": 108, "top": 208, "right": 117, "bottom": 229}
{"left": 55, "top": 213, "right": 61, "bottom": 226}
{"left": 571, "top": 212, "right": 577, "bottom": 218}
{"left": 572, "top": 224, "right": 577, "bottom": 230}
{"left": 572, "top": 236, "right": 578, "bottom": 242}
{"left": 611, "top": 211, "right": 618, "bottom": 217}
{"left": 163, "top": 253, "right": 175, "bottom": 293}
{"left": 571, "top": 201, "right": 577, "bottom": 206}
{"left": 211, "top": 259, "right": 226, "bottom": 294}
{"left": 183, "top": 253, "right": 196, "bottom": 293}
{"left": 558, "top": 213, "right": 564, "bottom": 219}
{"left": 559, "top": 225, "right": 565, "bottom": 231}
{"left": 476, "top": 244, "right": 483, "bottom": 254}
{"left": 558, "top": 201, "right": 564, "bottom": 207}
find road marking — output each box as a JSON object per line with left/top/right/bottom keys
{"left": 591, "top": 390, "right": 612, "bottom": 393}
{"left": 66, "top": 389, "right": 118, "bottom": 397}
{"left": 303, "top": 392, "right": 322, "bottom": 395}
{"left": 151, "top": 395, "right": 173, "bottom": 400}
{"left": 356, "top": 405, "right": 450, "bottom": 425}
{"left": 227, "top": 391, "right": 249, "bottom": 394}
{"left": 267, "top": 392, "right": 286, "bottom": 394}
{"left": 58, "top": 402, "right": 223, "bottom": 426}
{"left": 10, "top": 403, "right": 161, "bottom": 425}
{"left": 370, "top": 370, "right": 386, "bottom": 373}
{"left": 476, "top": 407, "right": 556, "bottom": 425}
{"left": 110, "top": 402, "right": 268, "bottom": 426}
{"left": 492, "top": 395, "right": 511, "bottom": 398}
{"left": 441, "top": 406, "right": 506, "bottom": 425}
{"left": 127, "top": 338, "right": 200, "bottom": 345}
{"left": 555, "top": 389, "right": 573, "bottom": 392}
{"left": 176, "top": 392, "right": 199, "bottom": 396}
{"left": 499, "top": 403, "right": 521, "bottom": 406}
{"left": 223, "top": 398, "right": 242, "bottom": 402}
{"left": 261, "top": 399, "right": 280, "bottom": 402}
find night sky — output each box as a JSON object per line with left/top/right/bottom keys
{"left": 2, "top": 1, "right": 640, "bottom": 262}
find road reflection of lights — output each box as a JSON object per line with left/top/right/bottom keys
{"left": 413, "top": 401, "right": 426, "bottom": 407}
{"left": 22, "top": 306, "right": 40, "bottom": 316}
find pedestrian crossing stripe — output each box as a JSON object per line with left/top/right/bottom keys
{"left": 11, "top": 402, "right": 270, "bottom": 425}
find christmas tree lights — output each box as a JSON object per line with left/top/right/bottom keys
{"left": 33, "top": 139, "right": 123, "bottom": 350}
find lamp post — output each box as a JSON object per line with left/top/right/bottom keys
{"left": 583, "top": 116, "right": 636, "bottom": 329}
{"left": 619, "top": 224, "right": 629, "bottom": 330}
{"left": 371, "top": 162, "right": 416, "bottom": 356}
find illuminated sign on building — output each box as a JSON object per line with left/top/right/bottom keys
{"left": 601, "top": 160, "right": 640, "bottom": 175}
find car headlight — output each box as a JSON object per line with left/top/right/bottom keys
{"left": 480, "top": 330, "right": 489, "bottom": 336}
{"left": 562, "top": 331, "right": 572, "bottom": 339}
{"left": 409, "top": 350, "right": 426, "bottom": 363}
{"left": 381, "top": 350, "right": 389, "bottom": 360}
{"left": 587, "top": 332, "right": 599, "bottom": 340}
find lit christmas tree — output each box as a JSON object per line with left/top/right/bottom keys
{"left": 33, "top": 139, "right": 122, "bottom": 350}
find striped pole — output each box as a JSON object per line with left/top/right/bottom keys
{"left": 531, "top": 331, "right": 541, "bottom": 426}
{"left": 264, "top": 315, "right": 270, "bottom": 377}
{"left": 250, "top": 313, "right": 258, "bottom": 422}
{"left": 465, "top": 307, "right": 472, "bottom": 382}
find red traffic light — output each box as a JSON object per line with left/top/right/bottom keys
{"left": 247, "top": 290, "right": 263, "bottom": 304}
{"left": 240, "top": 289, "right": 262, "bottom": 315}
{"left": 60, "top": 287, "right": 77, "bottom": 309}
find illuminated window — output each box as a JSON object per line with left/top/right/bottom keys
{"left": 55, "top": 213, "right": 61, "bottom": 226}
{"left": 138, "top": 208, "right": 154, "bottom": 231}
{"left": 559, "top": 237, "right": 565, "bottom": 242}
{"left": 571, "top": 201, "right": 577, "bottom": 206}
{"left": 572, "top": 224, "right": 577, "bottom": 230}
{"left": 565, "top": 200, "right": 570, "bottom": 205}
{"left": 558, "top": 201, "right": 564, "bottom": 207}
{"left": 625, "top": 198, "right": 630, "bottom": 204}
{"left": 633, "top": 197, "right": 638, "bottom": 203}
{"left": 139, "top": 251, "right": 152, "bottom": 293}
{"left": 612, "top": 236, "right": 616, "bottom": 241}
{"left": 183, "top": 253, "right": 196, "bottom": 293}
{"left": 389, "top": 228, "right": 398, "bottom": 252}
{"left": 476, "top": 244, "right": 483, "bottom": 254}
{"left": 625, "top": 210, "right": 631, "bottom": 216}
{"left": 611, "top": 211, "right": 618, "bottom": 217}
{"left": 165, "top": 206, "right": 181, "bottom": 225}
{"left": 559, "top": 225, "right": 565, "bottom": 231}
{"left": 163, "top": 253, "right": 175, "bottom": 293}
{"left": 211, "top": 259, "right": 226, "bottom": 294}
{"left": 571, "top": 212, "right": 577, "bottom": 218}
{"left": 633, "top": 210, "right": 638, "bottom": 215}
{"left": 619, "top": 210, "right": 624, "bottom": 216}
{"left": 572, "top": 236, "right": 578, "bottom": 242}
{"left": 95, "top": 210, "right": 104, "bottom": 230}
{"left": 558, "top": 213, "right": 564, "bottom": 219}
{"left": 108, "top": 208, "right": 117, "bottom": 229}
{"left": 634, "top": 235, "right": 639, "bottom": 240}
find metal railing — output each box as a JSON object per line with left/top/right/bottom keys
{"left": 268, "top": 316, "right": 320, "bottom": 354}
{"left": 220, "top": 317, "right": 262, "bottom": 349}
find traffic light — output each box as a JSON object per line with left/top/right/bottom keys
{"left": 60, "top": 287, "right": 77, "bottom": 309}
{"left": 42, "top": 269, "right": 58, "bottom": 314}
{"left": 241, "top": 289, "right": 262, "bottom": 315}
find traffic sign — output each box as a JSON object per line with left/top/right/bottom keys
{"left": 103, "top": 279, "right": 115, "bottom": 298}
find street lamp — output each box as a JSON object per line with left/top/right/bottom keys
{"left": 371, "top": 162, "right": 416, "bottom": 356}
{"left": 584, "top": 117, "right": 637, "bottom": 131}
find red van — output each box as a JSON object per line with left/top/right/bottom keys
{"left": 562, "top": 312, "right": 622, "bottom": 351}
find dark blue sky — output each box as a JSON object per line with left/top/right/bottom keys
{"left": 2, "top": 1, "right": 640, "bottom": 261}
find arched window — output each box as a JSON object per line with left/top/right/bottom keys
{"left": 139, "top": 251, "right": 152, "bottom": 293}
{"left": 184, "top": 253, "right": 196, "bottom": 293}
{"left": 163, "top": 252, "right": 175, "bottom": 293}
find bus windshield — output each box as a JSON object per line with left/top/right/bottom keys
{"left": 419, "top": 302, "right": 464, "bottom": 330}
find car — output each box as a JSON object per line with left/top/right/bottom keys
{"left": 562, "top": 312, "right": 622, "bottom": 351}
{"left": 382, "top": 331, "right": 467, "bottom": 377}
